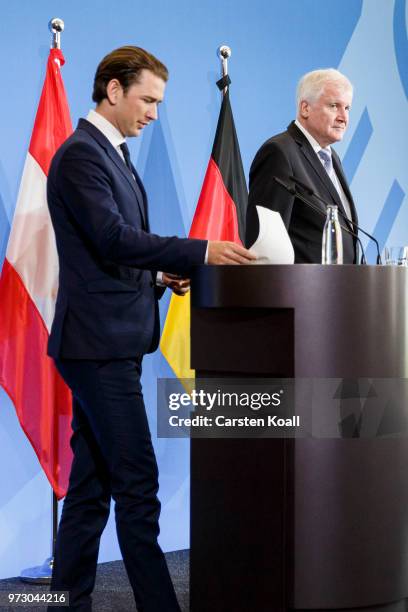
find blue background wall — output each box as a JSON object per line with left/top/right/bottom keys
{"left": 0, "top": 0, "right": 407, "bottom": 578}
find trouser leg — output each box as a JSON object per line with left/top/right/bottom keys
{"left": 53, "top": 358, "right": 180, "bottom": 612}
{"left": 50, "top": 397, "right": 111, "bottom": 611}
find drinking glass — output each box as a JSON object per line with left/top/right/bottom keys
{"left": 383, "top": 246, "right": 408, "bottom": 266}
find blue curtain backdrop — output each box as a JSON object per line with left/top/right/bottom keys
{"left": 0, "top": 0, "right": 407, "bottom": 577}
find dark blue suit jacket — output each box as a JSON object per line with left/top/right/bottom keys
{"left": 47, "top": 119, "right": 206, "bottom": 359}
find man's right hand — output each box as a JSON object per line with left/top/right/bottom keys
{"left": 207, "top": 241, "right": 257, "bottom": 265}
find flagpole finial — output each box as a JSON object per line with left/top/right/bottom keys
{"left": 218, "top": 46, "right": 231, "bottom": 96}
{"left": 49, "top": 18, "right": 64, "bottom": 49}
{"left": 219, "top": 46, "right": 231, "bottom": 60}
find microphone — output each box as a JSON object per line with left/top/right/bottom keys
{"left": 289, "top": 175, "right": 382, "bottom": 264}
{"left": 273, "top": 176, "right": 297, "bottom": 196}
{"left": 273, "top": 176, "right": 367, "bottom": 264}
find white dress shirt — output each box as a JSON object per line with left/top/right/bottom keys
{"left": 87, "top": 109, "right": 127, "bottom": 163}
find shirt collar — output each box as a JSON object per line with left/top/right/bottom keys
{"left": 86, "top": 109, "right": 126, "bottom": 149}
{"left": 294, "top": 119, "right": 331, "bottom": 156}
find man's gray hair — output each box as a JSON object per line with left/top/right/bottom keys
{"left": 296, "top": 68, "right": 353, "bottom": 112}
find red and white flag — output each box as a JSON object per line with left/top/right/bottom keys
{"left": 0, "top": 48, "right": 73, "bottom": 499}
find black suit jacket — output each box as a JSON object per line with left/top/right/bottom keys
{"left": 246, "top": 121, "right": 358, "bottom": 263}
{"left": 47, "top": 119, "right": 206, "bottom": 359}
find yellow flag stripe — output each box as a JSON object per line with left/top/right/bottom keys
{"left": 160, "top": 292, "right": 195, "bottom": 380}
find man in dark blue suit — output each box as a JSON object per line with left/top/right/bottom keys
{"left": 47, "top": 46, "right": 255, "bottom": 611}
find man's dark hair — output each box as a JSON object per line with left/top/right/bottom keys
{"left": 92, "top": 46, "right": 169, "bottom": 104}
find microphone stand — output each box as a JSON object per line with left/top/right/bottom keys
{"left": 273, "top": 177, "right": 366, "bottom": 264}
{"left": 289, "top": 175, "right": 382, "bottom": 264}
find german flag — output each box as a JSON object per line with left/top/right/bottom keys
{"left": 160, "top": 77, "right": 247, "bottom": 380}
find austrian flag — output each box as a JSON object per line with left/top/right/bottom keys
{"left": 0, "top": 48, "right": 73, "bottom": 499}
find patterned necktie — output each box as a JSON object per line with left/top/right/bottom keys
{"left": 318, "top": 148, "right": 352, "bottom": 220}
{"left": 318, "top": 148, "right": 333, "bottom": 173}
{"left": 119, "top": 142, "right": 133, "bottom": 173}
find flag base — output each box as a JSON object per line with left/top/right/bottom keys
{"left": 19, "top": 557, "right": 53, "bottom": 584}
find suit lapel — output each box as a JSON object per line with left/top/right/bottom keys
{"left": 288, "top": 122, "right": 344, "bottom": 210}
{"left": 105, "top": 147, "right": 148, "bottom": 228}
{"left": 77, "top": 119, "right": 148, "bottom": 228}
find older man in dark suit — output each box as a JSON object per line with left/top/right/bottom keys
{"left": 246, "top": 68, "right": 358, "bottom": 263}
{"left": 47, "top": 46, "right": 255, "bottom": 612}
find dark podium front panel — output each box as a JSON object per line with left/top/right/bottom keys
{"left": 189, "top": 265, "right": 408, "bottom": 612}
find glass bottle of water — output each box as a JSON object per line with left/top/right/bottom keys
{"left": 322, "top": 205, "right": 343, "bottom": 264}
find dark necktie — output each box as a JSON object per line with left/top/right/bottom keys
{"left": 120, "top": 142, "right": 133, "bottom": 174}
{"left": 119, "top": 141, "right": 148, "bottom": 228}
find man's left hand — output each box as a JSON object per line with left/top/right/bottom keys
{"left": 162, "top": 273, "right": 190, "bottom": 296}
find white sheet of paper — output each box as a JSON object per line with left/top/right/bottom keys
{"left": 249, "top": 205, "right": 295, "bottom": 264}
